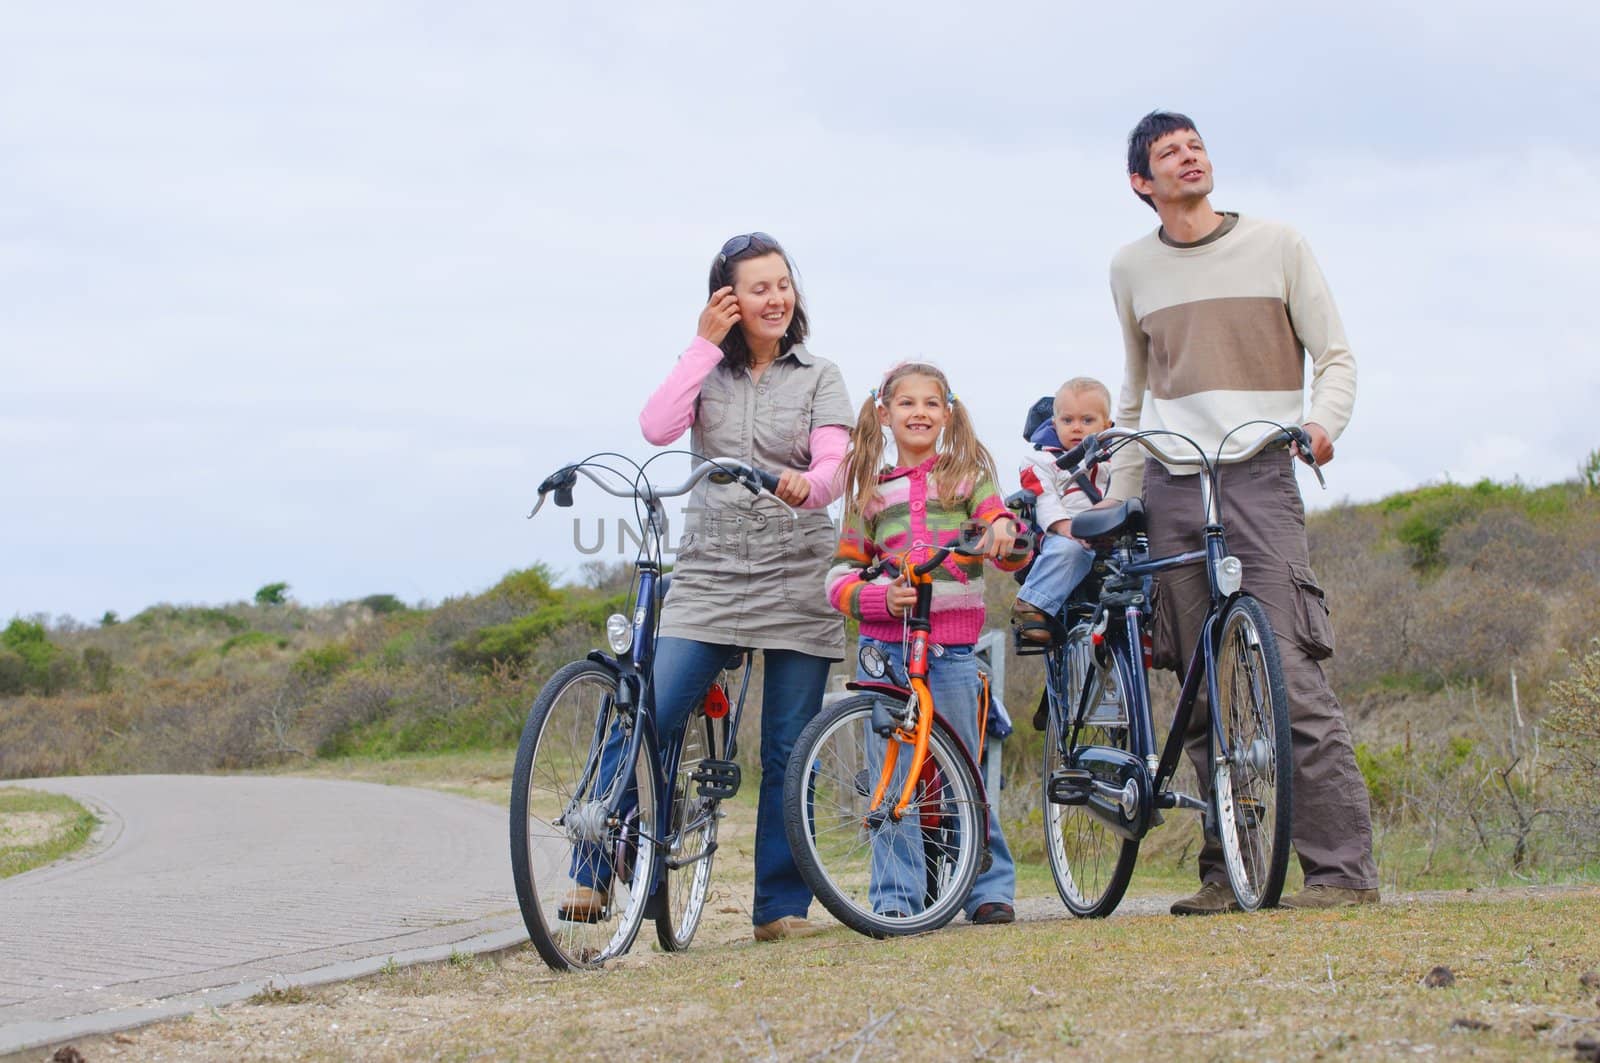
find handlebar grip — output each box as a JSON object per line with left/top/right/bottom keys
{"left": 1053, "top": 439, "right": 1090, "bottom": 470}
{"left": 1051, "top": 434, "right": 1103, "bottom": 504}
{"left": 753, "top": 468, "right": 781, "bottom": 493}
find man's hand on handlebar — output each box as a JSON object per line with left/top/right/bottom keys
{"left": 1297, "top": 422, "right": 1334, "bottom": 466}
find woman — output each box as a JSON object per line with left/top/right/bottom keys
{"left": 638, "top": 232, "right": 853, "bottom": 940}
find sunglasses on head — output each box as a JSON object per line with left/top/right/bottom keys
{"left": 718, "top": 231, "right": 775, "bottom": 263}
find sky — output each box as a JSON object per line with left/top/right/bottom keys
{"left": 4, "top": 1, "right": 1598, "bottom": 623}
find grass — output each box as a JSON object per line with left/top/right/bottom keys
{"left": 0, "top": 786, "right": 98, "bottom": 878}
{"left": 77, "top": 888, "right": 1600, "bottom": 1061}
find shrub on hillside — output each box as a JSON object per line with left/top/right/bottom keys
{"left": 0, "top": 619, "right": 76, "bottom": 695}
{"left": 1544, "top": 641, "right": 1600, "bottom": 861}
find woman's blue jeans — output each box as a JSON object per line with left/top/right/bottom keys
{"left": 574, "top": 637, "right": 830, "bottom": 926}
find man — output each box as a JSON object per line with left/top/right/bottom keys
{"left": 1107, "top": 110, "right": 1379, "bottom": 912}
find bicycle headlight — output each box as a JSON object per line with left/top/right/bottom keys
{"left": 605, "top": 613, "right": 634, "bottom": 655}
{"left": 858, "top": 644, "right": 888, "bottom": 679}
{"left": 1214, "top": 556, "right": 1243, "bottom": 596}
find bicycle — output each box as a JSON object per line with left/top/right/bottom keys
{"left": 509, "top": 452, "right": 785, "bottom": 971}
{"left": 1027, "top": 422, "right": 1323, "bottom": 917}
{"left": 783, "top": 520, "right": 1029, "bottom": 938}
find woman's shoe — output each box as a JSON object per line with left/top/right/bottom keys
{"left": 753, "top": 916, "right": 824, "bottom": 942}
{"left": 557, "top": 885, "right": 609, "bottom": 923}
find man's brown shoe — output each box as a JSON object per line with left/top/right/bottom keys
{"left": 557, "top": 885, "right": 608, "bottom": 923}
{"left": 752, "top": 916, "right": 824, "bottom": 942}
{"left": 1169, "top": 881, "right": 1241, "bottom": 916}
{"left": 1278, "top": 884, "right": 1380, "bottom": 910}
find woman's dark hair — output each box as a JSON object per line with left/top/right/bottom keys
{"left": 1127, "top": 110, "right": 1200, "bottom": 211}
{"left": 706, "top": 232, "right": 809, "bottom": 371}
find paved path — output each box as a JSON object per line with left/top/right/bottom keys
{"left": 0, "top": 775, "right": 524, "bottom": 1056}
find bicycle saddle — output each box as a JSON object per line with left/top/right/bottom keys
{"left": 1069, "top": 497, "right": 1146, "bottom": 541}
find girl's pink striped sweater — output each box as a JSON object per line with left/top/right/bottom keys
{"left": 827, "top": 457, "right": 1029, "bottom": 646}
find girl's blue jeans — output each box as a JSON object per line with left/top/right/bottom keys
{"left": 856, "top": 636, "right": 1015, "bottom": 918}
{"left": 1016, "top": 532, "right": 1094, "bottom": 616}
{"left": 573, "top": 637, "right": 830, "bottom": 926}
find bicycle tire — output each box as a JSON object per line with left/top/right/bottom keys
{"left": 1044, "top": 634, "right": 1140, "bottom": 918}
{"left": 510, "top": 659, "right": 658, "bottom": 971}
{"left": 655, "top": 698, "right": 724, "bottom": 951}
{"left": 1211, "top": 595, "right": 1293, "bottom": 911}
{"left": 784, "top": 693, "right": 985, "bottom": 938}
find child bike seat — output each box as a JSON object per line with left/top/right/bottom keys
{"left": 1069, "top": 498, "right": 1146, "bottom": 541}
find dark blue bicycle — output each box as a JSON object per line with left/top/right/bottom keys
{"left": 1029, "top": 422, "right": 1322, "bottom": 917}
{"left": 509, "top": 453, "right": 783, "bottom": 971}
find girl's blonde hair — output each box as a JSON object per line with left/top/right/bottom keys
{"left": 842, "top": 362, "right": 1000, "bottom": 516}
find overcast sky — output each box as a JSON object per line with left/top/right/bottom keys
{"left": 5, "top": 1, "right": 1597, "bottom": 622}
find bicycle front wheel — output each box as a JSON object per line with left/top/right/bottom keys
{"left": 1044, "top": 636, "right": 1139, "bottom": 917}
{"left": 510, "top": 660, "right": 658, "bottom": 971}
{"left": 655, "top": 697, "right": 725, "bottom": 951}
{"left": 1212, "top": 595, "right": 1293, "bottom": 911}
{"left": 784, "top": 694, "right": 985, "bottom": 938}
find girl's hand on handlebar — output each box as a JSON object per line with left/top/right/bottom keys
{"left": 697, "top": 286, "right": 741, "bottom": 345}
{"left": 885, "top": 574, "right": 917, "bottom": 618}
{"left": 982, "top": 514, "right": 1019, "bottom": 562}
{"left": 774, "top": 468, "right": 812, "bottom": 506}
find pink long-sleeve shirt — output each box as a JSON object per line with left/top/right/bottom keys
{"left": 639, "top": 337, "right": 847, "bottom": 508}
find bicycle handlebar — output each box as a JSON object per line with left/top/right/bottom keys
{"left": 859, "top": 515, "right": 1031, "bottom": 583}
{"left": 1054, "top": 423, "right": 1325, "bottom": 488}
{"left": 529, "top": 456, "right": 788, "bottom": 518}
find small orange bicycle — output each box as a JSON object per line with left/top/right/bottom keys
{"left": 783, "top": 522, "right": 1024, "bottom": 937}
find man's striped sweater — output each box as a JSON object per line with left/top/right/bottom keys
{"left": 827, "top": 456, "right": 1029, "bottom": 646}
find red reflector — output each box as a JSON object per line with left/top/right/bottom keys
{"left": 703, "top": 685, "right": 730, "bottom": 719}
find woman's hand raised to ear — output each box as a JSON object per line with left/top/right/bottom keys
{"left": 697, "top": 286, "right": 741, "bottom": 345}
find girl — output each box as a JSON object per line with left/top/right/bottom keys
{"left": 826, "top": 361, "right": 1029, "bottom": 925}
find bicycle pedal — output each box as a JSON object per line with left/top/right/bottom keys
{"left": 1011, "top": 634, "right": 1049, "bottom": 657}
{"left": 1046, "top": 767, "right": 1093, "bottom": 805}
{"left": 691, "top": 758, "right": 741, "bottom": 799}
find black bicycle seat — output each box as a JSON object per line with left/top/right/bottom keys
{"left": 1069, "top": 498, "right": 1146, "bottom": 540}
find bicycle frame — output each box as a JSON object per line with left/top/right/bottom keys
{"left": 535, "top": 457, "right": 768, "bottom": 886}
{"left": 1051, "top": 424, "right": 1307, "bottom": 839}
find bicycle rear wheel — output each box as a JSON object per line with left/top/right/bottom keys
{"left": 655, "top": 697, "right": 725, "bottom": 951}
{"left": 784, "top": 694, "right": 985, "bottom": 938}
{"left": 510, "top": 660, "right": 658, "bottom": 971}
{"left": 1212, "top": 595, "right": 1292, "bottom": 911}
{"left": 1044, "top": 636, "right": 1139, "bottom": 917}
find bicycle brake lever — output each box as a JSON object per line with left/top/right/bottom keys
{"left": 1286, "top": 428, "right": 1327, "bottom": 489}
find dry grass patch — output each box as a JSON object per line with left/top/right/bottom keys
{"left": 59, "top": 888, "right": 1600, "bottom": 1061}
{"left": 0, "top": 786, "right": 97, "bottom": 878}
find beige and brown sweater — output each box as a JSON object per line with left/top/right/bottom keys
{"left": 1106, "top": 213, "right": 1356, "bottom": 500}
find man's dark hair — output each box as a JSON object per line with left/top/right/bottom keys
{"left": 706, "top": 233, "right": 810, "bottom": 371}
{"left": 1127, "top": 110, "right": 1200, "bottom": 212}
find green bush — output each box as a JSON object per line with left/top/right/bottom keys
{"left": 219, "top": 631, "right": 290, "bottom": 655}
{"left": 82, "top": 647, "right": 114, "bottom": 693}
{"left": 487, "top": 565, "right": 559, "bottom": 604}
{"left": 1, "top": 619, "right": 72, "bottom": 695}
{"left": 359, "top": 594, "right": 409, "bottom": 615}
{"left": 255, "top": 582, "right": 291, "bottom": 606}
{"left": 292, "top": 643, "right": 354, "bottom": 682}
